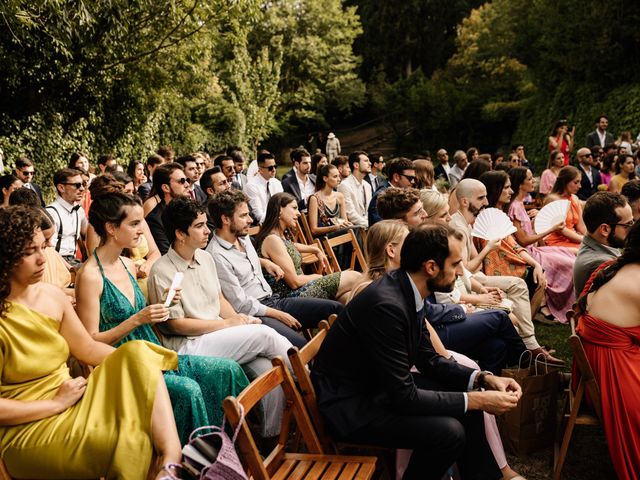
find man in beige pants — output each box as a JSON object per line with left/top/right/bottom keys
{"left": 449, "top": 179, "right": 563, "bottom": 365}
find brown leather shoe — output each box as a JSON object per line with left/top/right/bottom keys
{"left": 528, "top": 347, "right": 566, "bottom": 367}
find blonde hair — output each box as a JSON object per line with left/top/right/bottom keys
{"left": 419, "top": 189, "right": 448, "bottom": 218}
{"left": 364, "top": 220, "right": 409, "bottom": 280}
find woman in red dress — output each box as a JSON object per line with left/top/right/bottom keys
{"left": 575, "top": 222, "right": 640, "bottom": 480}
{"left": 548, "top": 119, "right": 574, "bottom": 166}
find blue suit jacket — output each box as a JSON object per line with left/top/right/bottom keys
{"left": 312, "top": 270, "right": 474, "bottom": 438}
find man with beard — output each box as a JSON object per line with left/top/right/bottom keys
{"left": 282, "top": 148, "right": 315, "bottom": 211}
{"left": 450, "top": 179, "right": 553, "bottom": 362}
{"left": 377, "top": 187, "right": 527, "bottom": 371}
{"left": 312, "top": 224, "right": 522, "bottom": 480}
{"left": 574, "top": 192, "right": 633, "bottom": 295}
{"left": 337, "top": 151, "right": 374, "bottom": 228}
{"left": 206, "top": 189, "right": 343, "bottom": 348}
{"left": 145, "top": 162, "right": 190, "bottom": 254}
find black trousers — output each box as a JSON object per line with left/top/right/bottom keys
{"left": 259, "top": 296, "right": 344, "bottom": 348}
{"left": 341, "top": 374, "right": 501, "bottom": 480}
{"left": 434, "top": 309, "right": 526, "bottom": 374}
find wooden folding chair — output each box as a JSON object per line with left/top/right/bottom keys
{"left": 300, "top": 239, "right": 333, "bottom": 275}
{"left": 298, "top": 213, "right": 315, "bottom": 244}
{"left": 287, "top": 320, "right": 395, "bottom": 479}
{"left": 322, "top": 229, "right": 366, "bottom": 272}
{"left": 222, "top": 357, "right": 376, "bottom": 480}
{"left": 553, "top": 311, "right": 602, "bottom": 480}
{"left": 287, "top": 321, "right": 334, "bottom": 451}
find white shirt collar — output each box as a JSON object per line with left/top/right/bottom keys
{"left": 405, "top": 272, "right": 424, "bottom": 313}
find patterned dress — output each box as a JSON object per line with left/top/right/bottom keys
{"left": 260, "top": 236, "right": 340, "bottom": 299}
{"left": 94, "top": 253, "right": 248, "bottom": 444}
{"left": 508, "top": 200, "right": 576, "bottom": 323}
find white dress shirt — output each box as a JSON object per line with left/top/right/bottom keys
{"left": 46, "top": 196, "right": 87, "bottom": 257}
{"left": 295, "top": 168, "right": 316, "bottom": 202}
{"left": 244, "top": 174, "right": 283, "bottom": 224}
{"left": 337, "top": 174, "right": 372, "bottom": 228}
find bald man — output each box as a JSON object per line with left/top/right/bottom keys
{"left": 449, "top": 179, "right": 556, "bottom": 361}
{"left": 576, "top": 147, "right": 602, "bottom": 201}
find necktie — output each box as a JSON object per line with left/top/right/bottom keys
{"left": 236, "top": 174, "right": 242, "bottom": 188}
{"left": 189, "top": 189, "right": 195, "bottom": 201}
{"left": 266, "top": 181, "right": 271, "bottom": 200}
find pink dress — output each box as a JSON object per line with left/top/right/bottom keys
{"left": 508, "top": 200, "right": 576, "bottom": 323}
{"left": 539, "top": 169, "right": 557, "bottom": 195}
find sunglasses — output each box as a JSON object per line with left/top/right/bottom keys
{"left": 63, "top": 181, "right": 87, "bottom": 189}
{"left": 21, "top": 170, "right": 35, "bottom": 176}
{"left": 612, "top": 222, "right": 634, "bottom": 229}
{"left": 399, "top": 173, "right": 416, "bottom": 183}
{"left": 261, "top": 165, "right": 277, "bottom": 171}
{"left": 175, "top": 177, "right": 191, "bottom": 185}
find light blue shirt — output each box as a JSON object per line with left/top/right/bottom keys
{"left": 406, "top": 273, "right": 478, "bottom": 410}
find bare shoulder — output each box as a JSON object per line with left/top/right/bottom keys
{"left": 75, "top": 260, "right": 103, "bottom": 291}
{"left": 30, "top": 282, "right": 69, "bottom": 319}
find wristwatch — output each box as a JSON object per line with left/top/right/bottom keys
{"left": 475, "top": 370, "right": 493, "bottom": 390}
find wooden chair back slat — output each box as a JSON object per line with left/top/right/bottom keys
{"left": 287, "top": 322, "right": 334, "bottom": 452}
{"left": 553, "top": 312, "right": 603, "bottom": 480}
{"left": 322, "top": 230, "right": 365, "bottom": 272}
{"left": 568, "top": 316, "right": 602, "bottom": 421}
{"left": 298, "top": 214, "right": 315, "bottom": 245}
{"left": 223, "top": 357, "right": 326, "bottom": 480}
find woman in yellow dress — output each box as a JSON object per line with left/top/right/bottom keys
{"left": 0, "top": 205, "right": 182, "bottom": 479}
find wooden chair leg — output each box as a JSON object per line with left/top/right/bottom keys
{"left": 553, "top": 383, "right": 585, "bottom": 480}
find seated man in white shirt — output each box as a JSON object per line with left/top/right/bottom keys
{"left": 46, "top": 168, "right": 88, "bottom": 267}
{"left": 148, "top": 197, "right": 294, "bottom": 437}
{"left": 337, "top": 151, "right": 373, "bottom": 228}
{"left": 243, "top": 151, "right": 283, "bottom": 224}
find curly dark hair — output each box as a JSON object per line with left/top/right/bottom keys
{"left": 0, "top": 206, "right": 44, "bottom": 317}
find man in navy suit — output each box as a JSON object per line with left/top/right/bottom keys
{"left": 312, "top": 224, "right": 522, "bottom": 480}
{"left": 576, "top": 147, "right": 602, "bottom": 201}
{"left": 282, "top": 148, "right": 315, "bottom": 211}
{"left": 586, "top": 115, "right": 614, "bottom": 149}
{"left": 14, "top": 157, "right": 45, "bottom": 206}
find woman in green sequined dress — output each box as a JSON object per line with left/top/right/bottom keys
{"left": 75, "top": 192, "right": 248, "bottom": 444}
{"left": 256, "top": 193, "right": 362, "bottom": 304}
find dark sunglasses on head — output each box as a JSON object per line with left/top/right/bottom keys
{"left": 262, "top": 165, "right": 277, "bottom": 171}
{"left": 63, "top": 181, "right": 87, "bottom": 189}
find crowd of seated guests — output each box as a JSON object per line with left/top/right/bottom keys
{"left": 1, "top": 132, "right": 640, "bottom": 478}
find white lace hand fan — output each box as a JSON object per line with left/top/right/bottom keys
{"left": 534, "top": 199, "right": 570, "bottom": 234}
{"left": 471, "top": 208, "right": 517, "bottom": 241}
